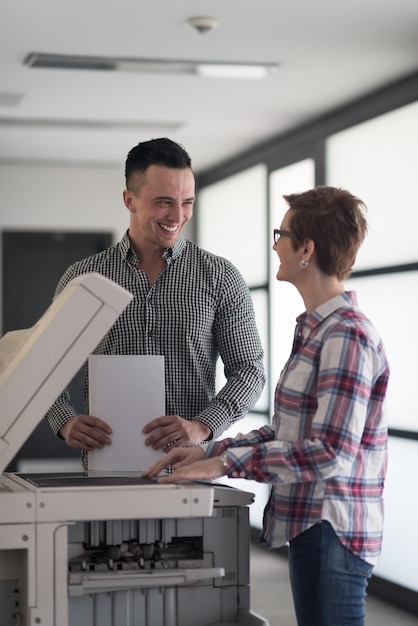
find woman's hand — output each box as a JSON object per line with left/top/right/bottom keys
{"left": 143, "top": 446, "right": 227, "bottom": 483}
{"left": 142, "top": 446, "right": 205, "bottom": 478}
{"left": 156, "top": 456, "right": 227, "bottom": 483}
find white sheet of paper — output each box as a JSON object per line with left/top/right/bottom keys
{"left": 88, "top": 355, "right": 165, "bottom": 472}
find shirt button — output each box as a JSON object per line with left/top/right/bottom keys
{"left": 232, "top": 472, "right": 238, "bottom": 478}
{"left": 240, "top": 471, "right": 245, "bottom": 478}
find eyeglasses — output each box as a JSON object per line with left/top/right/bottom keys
{"left": 273, "top": 228, "right": 293, "bottom": 244}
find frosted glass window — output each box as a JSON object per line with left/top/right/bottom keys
{"left": 269, "top": 159, "right": 315, "bottom": 408}
{"left": 373, "top": 437, "right": 418, "bottom": 591}
{"left": 326, "top": 101, "right": 418, "bottom": 270}
{"left": 216, "top": 288, "right": 269, "bottom": 413}
{"left": 197, "top": 164, "right": 267, "bottom": 287}
{"left": 215, "top": 412, "right": 270, "bottom": 530}
{"left": 346, "top": 272, "right": 418, "bottom": 432}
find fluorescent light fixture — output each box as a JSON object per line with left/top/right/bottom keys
{"left": 0, "top": 117, "right": 182, "bottom": 132}
{"left": 196, "top": 64, "right": 271, "bottom": 80}
{"left": 24, "top": 53, "right": 279, "bottom": 80}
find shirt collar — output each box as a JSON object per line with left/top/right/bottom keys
{"left": 119, "top": 230, "right": 186, "bottom": 265}
{"left": 297, "top": 291, "right": 358, "bottom": 332}
{"left": 163, "top": 234, "right": 186, "bottom": 263}
{"left": 119, "top": 231, "right": 132, "bottom": 260}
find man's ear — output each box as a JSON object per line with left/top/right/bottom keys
{"left": 123, "top": 189, "right": 136, "bottom": 213}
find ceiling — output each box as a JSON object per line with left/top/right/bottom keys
{"left": 1, "top": 0, "right": 418, "bottom": 175}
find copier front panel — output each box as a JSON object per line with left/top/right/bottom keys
{"left": 0, "top": 475, "right": 269, "bottom": 626}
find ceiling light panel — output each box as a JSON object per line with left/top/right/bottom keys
{"left": 24, "top": 53, "right": 279, "bottom": 80}
{"left": 0, "top": 118, "right": 183, "bottom": 132}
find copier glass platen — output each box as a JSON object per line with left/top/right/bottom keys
{"left": 0, "top": 273, "right": 269, "bottom": 626}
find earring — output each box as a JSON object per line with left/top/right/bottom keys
{"left": 299, "top": 260, "right": 309, "bottom": 269}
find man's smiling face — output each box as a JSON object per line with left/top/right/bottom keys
{"left": 124, "top": 164, "right": 195, "bottom": 251}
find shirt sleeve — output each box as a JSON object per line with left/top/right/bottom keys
{"left": 205, "top": 425, "right": 275, "bottom": 472}
{"left": 193, "top": 262, "right": 266, "bottom": 440}
{"left": 204, "top": 322, "right": 386, "bottom": 484}
{"left": 45, "top": 389, "right": 78, "bottom": 437}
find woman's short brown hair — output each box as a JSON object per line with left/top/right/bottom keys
{"left": 284, "top": 186, "right": 368, "bottom": 280}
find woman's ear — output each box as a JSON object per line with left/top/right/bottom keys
{"left": 298, "top": 239, "right": 315, "bottom": 268}
{"left": 303, "top": 239, "right": 315, "bottom": 261}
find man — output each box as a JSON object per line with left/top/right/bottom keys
{"left": 46, "top": 138, "right": 265, "bottom": 468}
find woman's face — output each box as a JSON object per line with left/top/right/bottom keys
{"left": 273, "top": 209, "right": 302, "bottom": 284}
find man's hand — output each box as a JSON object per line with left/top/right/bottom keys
{"left": 59, "top": 414, "right": 112, "bottom": 451}
{"left": 142, "top": 447, "right": 205, "bottom": 478}
{"left": 143, "top": 415, "right": 211, "bottom": 450}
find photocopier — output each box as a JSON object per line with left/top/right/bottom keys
{"left": 0, "top": 273, "right": 269, "bottom": 626}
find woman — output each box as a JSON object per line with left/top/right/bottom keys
{"left": 144, "top": 185, "right": 390, "bottom": 626}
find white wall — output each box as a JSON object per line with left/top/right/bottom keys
{"left": 0, "top": 163, "right": 127, "bottom": 237}
{"left": 0, "top": 163, "right": 130, "bottom": 334}
{"left": 0, "top": 161, "right": 194, "bottom": 328}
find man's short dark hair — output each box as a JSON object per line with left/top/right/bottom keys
{"left": 125, "top": 137, "right": 192, "bottom": 188}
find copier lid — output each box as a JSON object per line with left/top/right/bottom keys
{"left": 0, "top": 273, "right": 132, "bottom": 473}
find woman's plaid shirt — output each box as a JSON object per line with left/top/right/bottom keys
{"left": 208, "top": 292, "right": 389, "bottom": 565}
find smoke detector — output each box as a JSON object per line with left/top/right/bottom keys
{"left": 187, "top": 16, "right": 219, "bottom": 34}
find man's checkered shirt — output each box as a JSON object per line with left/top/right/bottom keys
{"left": 45, "top": 231, "right": 265, "bottom": 459}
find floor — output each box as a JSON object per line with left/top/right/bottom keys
{"left": 249, "top": 542, "right": 418, "bottom": 626}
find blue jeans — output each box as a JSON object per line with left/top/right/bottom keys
{"left": 288, "top": 521, "right": 374, "bottom": 626}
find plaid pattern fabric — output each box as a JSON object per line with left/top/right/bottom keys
{"left": 45, "top": 231, "right": 265, "bottom": 466}
{"left": 208, "top": 292, "right": 389, "bottom": 565}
